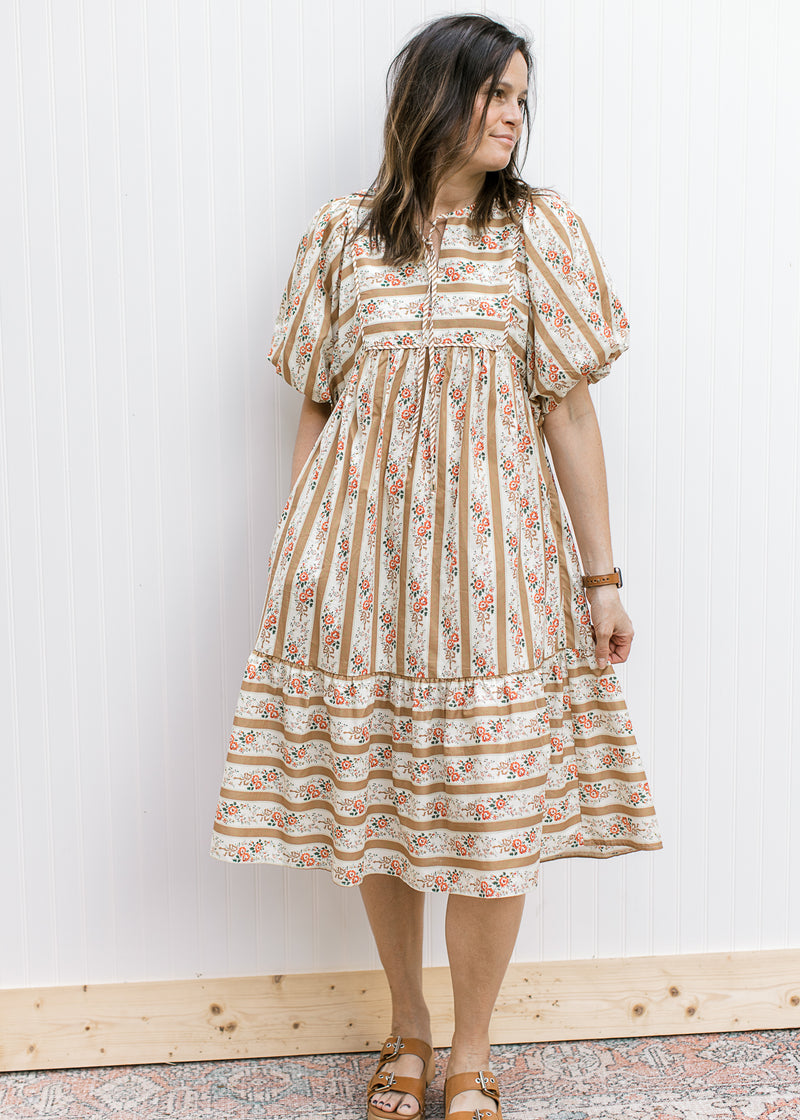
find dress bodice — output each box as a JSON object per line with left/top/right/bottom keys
{"left": 349, "top": 202, "right": 525, "bottom": 354}
{"left": 268, "top": 188, "right": 630, "bottom": 427}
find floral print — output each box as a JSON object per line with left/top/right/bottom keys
{"left": 209, "top": 189, "right": 662, "bottom": 897}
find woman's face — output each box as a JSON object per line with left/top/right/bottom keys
{"left": 459, "top": 50, "right": 528, "bottom": 174}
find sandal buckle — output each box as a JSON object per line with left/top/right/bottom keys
{"left": 477, "top": 1071, "right": 494, "bottom": 1091}
{"left": 383, "top": 1036, "right": 403, "bottom": 1059}
{"left": 379, "top": 1072, "right": 396, "bottom": 1089}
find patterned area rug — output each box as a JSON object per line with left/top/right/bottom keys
{"left": 2, "top": 1031, "right": 800, "bottom": 1119}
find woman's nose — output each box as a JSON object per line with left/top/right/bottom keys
{"left": 504, "top": 100, "right": 523, "bottom": 127}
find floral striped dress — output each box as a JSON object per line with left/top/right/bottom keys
{"left": 208, "top": 188, "right": 662, "bottom": 897}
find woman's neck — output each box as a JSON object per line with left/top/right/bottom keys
{"left": 429, "top": 169, "right": 487, "bottom": 219}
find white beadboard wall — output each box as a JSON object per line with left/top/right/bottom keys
{"left": 1, "top": 0, "right": 799, "bottom": 989}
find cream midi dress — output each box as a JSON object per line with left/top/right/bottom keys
{"left": 209, "top": 188, "right": 662, "bottom": 897}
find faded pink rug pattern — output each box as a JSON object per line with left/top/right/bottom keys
{"left": 2, "top": 1031, "right": 800, "bottom": 1119}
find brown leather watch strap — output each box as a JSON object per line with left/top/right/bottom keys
{"left": 581, "top": 566, "right": 623, "bottom": 589}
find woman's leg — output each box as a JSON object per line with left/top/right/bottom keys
{"left": 360, "top": 874, "right": 432, "bottom": 1115}
{"left": 444, "top": 892, "right": 526, "bottom": 1115}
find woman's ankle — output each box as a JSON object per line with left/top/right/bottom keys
{"left": 447, "top": 1034, "right": 492, "bottom": 1069}
{"left": 389, "top": 1010, "right": 432, "bottom": 1043}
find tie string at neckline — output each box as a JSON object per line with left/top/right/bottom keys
{"left": 418, "top": 216, "right": 521, "bottom": 353}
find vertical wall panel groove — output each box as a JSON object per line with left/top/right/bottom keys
{"left": 1, "top": 0, "right": 798, "bottom": 988}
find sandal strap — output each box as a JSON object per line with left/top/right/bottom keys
{"left": 447, "top": 1112, "right": 500, "bottom": 1120}
{"left": 368, "top": 1071, "right": 426, "bottom": 1099}
{"left": 445, "top": 1070, "right": 501, "bottom": 1109}
{"left": 378, "top": 1035, "right": 433, "bottom": 1064}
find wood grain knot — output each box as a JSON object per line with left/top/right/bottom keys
{"left": 669, "top": 986, "right": 680, "bottom": 997}
{"left": 632, "top": 1004, "right": 645, "bottom": 1016}
{"left": 210, "top": 1004, "right": 222, "bottom": 1015}
{"left": 790, "top": 995, "right": 799, "bottom": 1007}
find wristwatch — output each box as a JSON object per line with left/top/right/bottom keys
{"left": 581, "top": 566, "right": 623, "bottom": 589}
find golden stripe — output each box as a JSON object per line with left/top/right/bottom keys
{"left": 281, "top": 227, "right": 341, "bottom": 398}
{"left": 486, "top": 359, "right": 508, "bottom": 676}
{"left": 395, "top": 352, "right": 427, "bottom": 672}
{"left": 362, "top": 317, "right": 510, "bottom": 336}
{"left": 531, "top": 196, "right": 568, "bottom": 244}
{"left": 437, "top": 247, "right": 518, "bottom": 263}
{"left": 575, "top": 212, "right": 612, "bottom": 325}
{"left": 509, "top": 335, "right": 526, "bottom": 363}
{"left": 511, "top": 396, "right": 538, "bottom": 662}
{"left": 457, "top": 368, "right": 474, "bottom": 676}
{"left": 358, "top": 280, "right": 527, "bottom": 302}
{"left": 426, "top": 355, "right": 453, "bottom": 673}
{"left": 256, "top": 433, "right": 327, "bottom": 637}
{"left": 339, "top": 365, "right": 383, "bottom": 668}
{"left": 530, "top": 306, "right": 573, "bottom": 373}
{"left": 336, "top": 295, "right": 357, "bottom": 333}
{"left": 526, "top": 238, "right": 608, "bottom": 368}
{"left": 306, "top": 408, "right": 360, "bottom": 667}
{"left": 359, "top": 283, "right": 428, "bottom": 299}
{"left": 262, "top": 434, "right": 336, "bottom": 652}
{"left": 535, "top": 198, "right": 614, "bottom": 338}
{"left": 534, "top": 425, "right": 576, "bottom": 648}
{"left": 369, "top": 350, "right": 398, "bottom": 670}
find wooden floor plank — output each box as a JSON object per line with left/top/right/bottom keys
{"left": 2, "top": 949, "right": 799, "bottom": 1072}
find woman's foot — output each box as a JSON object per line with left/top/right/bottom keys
{"left": 445, "top": 1042, "right": 499, "bottom": 1116}
{"left": 368, "top": 1024, "right": 433, "bottom": 1116}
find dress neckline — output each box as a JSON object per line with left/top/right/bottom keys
{"left": 427, "top": 202, "right": 477, "bottom": 224}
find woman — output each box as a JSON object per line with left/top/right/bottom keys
{"left": 210, "top": 14, "right": 661, "bottom": 1120}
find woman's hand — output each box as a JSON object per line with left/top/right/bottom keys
{"left": 585, "top": 585, "right": 634, "bottom": 668}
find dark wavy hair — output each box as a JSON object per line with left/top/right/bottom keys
{"left": 356, "top": 14, "right": 535, "bottom": 265}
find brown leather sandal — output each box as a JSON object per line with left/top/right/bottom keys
{"left": 366, "top": 1035, "right": 436, "bottom": 1120}
{"left": 444, "top": 1069, "right": 502, "bottom": 1120}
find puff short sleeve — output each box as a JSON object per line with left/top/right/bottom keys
{"left": 268, "top": 197, "right": 349, "bottom": 404}
{"left": 522, "top": 192, "right": 630, "bottom": 420}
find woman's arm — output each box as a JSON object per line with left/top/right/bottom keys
{"left": 290, "top": 396, "right": 332, "bottom": 489}
{"left": 541, "top": 377, "right": 633, "bottom": 669}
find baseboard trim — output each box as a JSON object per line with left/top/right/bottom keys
{"left": 2, "top": 948, "right": 799, "bottom": 1073}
